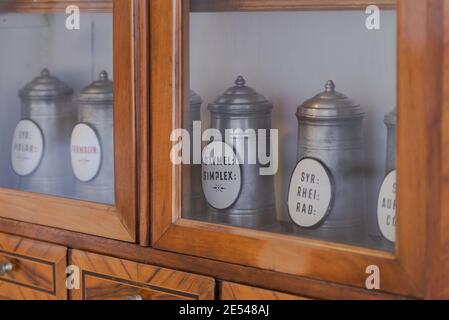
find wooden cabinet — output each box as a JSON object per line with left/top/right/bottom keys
{"left": 0, "top": 232, "right": 67, "bottom": 300}
{"left": 0, "top": 0, "right": 448, "bottom": 301}
{"left": 221, "top": 282, "right": 309, "bottom": 300}
{"left": 70, "top": 250, "right": 215, "bottom": 300}
{"left": 148, "top": 0, "right": 449, "bottom": 299}
{"left": 0, "top": 0, "right": 137, "bottom": 242}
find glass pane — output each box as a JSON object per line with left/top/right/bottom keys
{"left": 0, "top": 6, "right": 114, "bottom": 204}
{"left": 180, "top": 5, "right": 396, "bottom": 251}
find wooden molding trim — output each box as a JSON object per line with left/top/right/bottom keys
{"left": 0, "top": 189, "right": 133, "bottom": 242}
{"left": 190, "top": 0, "right": 396, "bottom": 12}
{"left": 0, "top": 0, "right": 112, "bottom": 13}
{"left": 135, "top": 0, "right": 151, "bottom": 246}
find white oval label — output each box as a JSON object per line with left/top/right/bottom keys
{"left": 11, "top": 119, "right": 44, "bottom": 176}
{"left": 202, "top": 141, "right": 241, "bottom": 210}
{"left": 288, "top": 158, "right": 333, "bottom": 228}
{"left": 377, "top": 170, "right": 396, "bottom": 242}
{"left": 70, "top": 123, "right": 102, "bottom": 182}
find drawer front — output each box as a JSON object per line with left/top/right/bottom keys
{"left": 0, "top": 252, "right": 54, "bottom": 293}
{"left": 0, "top": 232, "right": 67, "bottom": 300}
{"left": 83, "top": 274, "right": 196, "bottom": 300}
{"left": 71, "top": 250, "right": 215, "bottom": 300}
{"left": 220, "top": 282, "right": 310, "bottom": 300}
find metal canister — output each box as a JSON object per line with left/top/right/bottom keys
{"left": 75, "top": 70, "right": 114, "bottom": 204}
{"left": 384, "top": 108, "right": 397, "bottom": 173}
{"left": 205, "top": 76, "right": 276, "bottom": 228}
{"left": 295, "top": 80, "right": 366, "bottom": 243}
{"left": 18, "top": 69, "right": 74, "bottom": 196}
{"left": 373, "top": 107, "right": 397, "bottom": 249}
{"left": 367, "top": 108, "right": 397, "bottom": 249}
{"left": 183, "top": 90, "right": 206, "bottom": 218}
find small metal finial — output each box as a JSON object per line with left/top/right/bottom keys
{"left": 235, "top": 75, "right": 246, "bottom": 87}
{"left": 325, "top": 80, "right": 335, "bottom": 92}
{"left": 99, "top": 70, "right": 109, "bottom": 81}
{"left": 41, "top": 68, "right": 50, "bottom": 77}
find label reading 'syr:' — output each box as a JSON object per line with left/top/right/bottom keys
{"left": 377, "top": 170, "right": 396, "bottom": 242}
{"left": 11, "top": 119, "right": 44, "bottom": 176}
{"left": 70, "top": 123, "right": 102, "bottom": 182}
{"left": 202, "top": 141, "right": 241, "bottom": 210}
{"left": 288, "top": 158, "right": 333, "bottom": 228}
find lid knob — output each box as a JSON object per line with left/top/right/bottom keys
{"left": 325, "top": 80, "right": 336, "bottom": 92}
{"left": 41, "top": 68, "right": 50, "bottom": 77}
{"left": 235, "top": 75, "right": 246, "bottom": 87}
{"left": 99, "top": 70, "right": 109, "bottom": 81}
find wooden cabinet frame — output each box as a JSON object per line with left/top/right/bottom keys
{"left": 189, "top": 0, "right": 396, "bottom": 12}
{"left": 0, "top": 0, "right": 112, "bottom": 13}
{"left": 150, "top": 0, "right": 449, "bottom": 298}
{"left": 0, "top": 0, "right": 136, "bottom": 242}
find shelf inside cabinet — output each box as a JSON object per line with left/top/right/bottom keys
{"left": 0, "top": 0, "right": 112, "bottom": 13}
{"left": 190, "top": 0, "right": 396, "bottom": 12}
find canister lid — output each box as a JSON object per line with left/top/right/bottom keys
{"left": 79, "top": 70, "right": 113, "bottom": 103}
{"left": 19, "top": 69, "right": 73, "bottom": 100}
{"left": 190, "top": 89, "right": 203, "bottom": 108}
{"left": 384, "top": 107, "right": 397, "bottom": 126}
{"left": 297, "top": 80, "right": 364, "bottom": 120}
{"left": 208, "top": 76, "right": 273, "bottom": 115}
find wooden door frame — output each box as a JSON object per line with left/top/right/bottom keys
{"left": 188, "top": 0, "right": 396, "bottom": 11}
{"left": 150, "top": 0, "right": 447, "bottom": 298}
{"left": 0, "top": 0, "right": 137, "bottom": 242}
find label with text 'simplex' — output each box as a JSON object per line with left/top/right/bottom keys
{"left": 11, "top": 119, "right": 44, "bottom": 176}
{"left": 202, "top": 141, "right": 241, "bottom": 210}
{"left": 288, "top": 158, "right": 333, "bottom": 228}
{"left": 71, "top": 123, "right": 102, "bottom": 182}
{"left": 377, "top": 170, "right": 396, "bottom": 242}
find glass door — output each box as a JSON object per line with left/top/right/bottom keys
{"left": 0, "top": 0, "right": 137, "bottom": 242}
{"left": 151, "top": 0, "right": 443, "bottom": 298}
{"left": 185, "top": 2, "right": 397, "bottom": 252}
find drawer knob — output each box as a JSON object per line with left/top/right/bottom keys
{"left": 0, "top": 262, "right": 13, "bottom": 276}
{"left": 126, "top": 295, "right": 143, "bottom": 300}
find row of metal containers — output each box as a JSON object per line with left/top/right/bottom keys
{"left": 187, "top": 76, "right": 396, "bottom": 247}
{"left": 11, "top": 69, "right": 114, "bottom": 204}
{"left": 11, "top": 69, "right": 395, "bottom": 246}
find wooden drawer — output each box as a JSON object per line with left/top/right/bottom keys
{"left": 71, "top": 250, "right": 215, "bottom": 300}
{"left": 0, "top": 232, "right": 67, "bottom": 300}
{"left": 220, "top": 282, "right": 310, "bottom": 300}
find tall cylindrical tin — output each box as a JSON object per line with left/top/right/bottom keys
{"left": 204, "top": 76, "right": 276, "bottom": 228}
{"left": 367, "top": 108, "right": 397, "bottom": 249}
{"left": 371, "top": 107, "right": 397, "bottom": 249}
{"left": 17, "top": 69, "right": 74, "bottom": 197}
{"left": 295, "top": 80, "right": 366, "bottom": 243}
{"left": 182, "top": 90, "right": 206, "bottom": 219}
{"left": 384, "top": 108, "right": 397, "bottom": 173}
{"left": 74, "top": 70, "right": 114, "bottom": 204}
